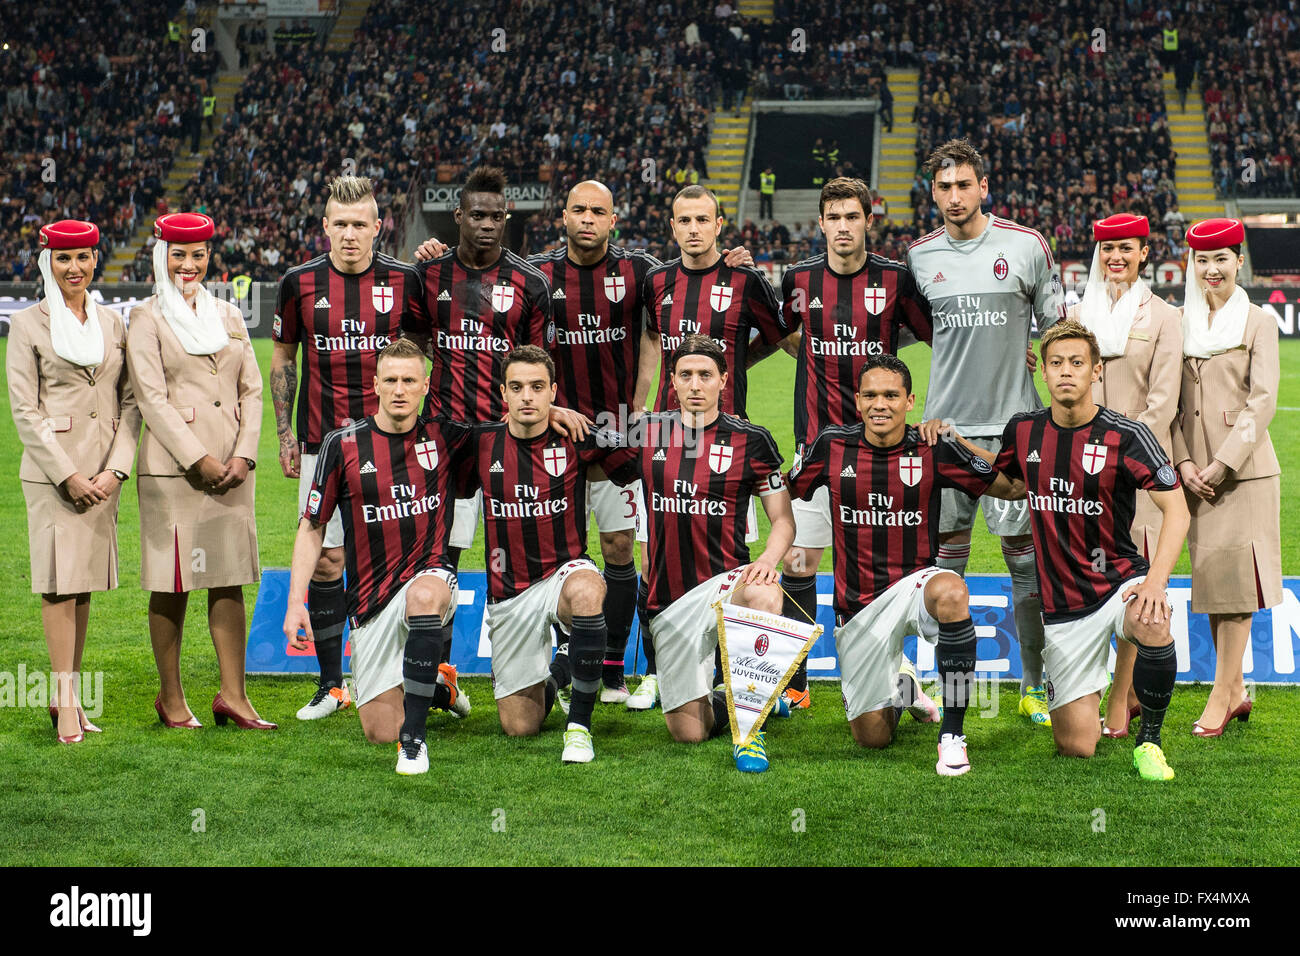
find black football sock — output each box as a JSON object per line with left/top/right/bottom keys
{"left": 709, "top": 687, "right": 730, "bottom": 739}
{"left": 568, "top": 614, "right": 607, "bottom": 731}
{"left": 544, "top": 676, "right": 558, "bottom": 719}
{"left": 307, "top": 577, "right": 346, "bottom": 688}
{"left": 937, "top": 617, "right": 978, "bottom": 738}
{"left": 1133, "top": 641, "right": 1176, "bottom": 747}
{"left": 602, "top": 562, "right": 637, "bottom": 686}
{"left": 400, "top": 615, "right": 444, "bottom": 746}
{"left": 637, "top": 577, "right": 656, "bottom": 675}
{"left": 549, "top": 639, "right": 572, "bottom": 689}
{"left": 781, "top": 573, "right": 818, "bottom": 692}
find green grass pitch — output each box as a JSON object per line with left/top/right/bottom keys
{"left": 0, "top": 337, "right": 1297, "bottom": 866}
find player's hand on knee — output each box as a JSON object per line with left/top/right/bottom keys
{"left": 741, "top": 559, "right": 779, "bottom": 587}
{"left": 1123, "top": 579, "right": 1170, "bottom": 627}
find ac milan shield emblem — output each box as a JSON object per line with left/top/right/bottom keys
{"left": 603, "top": 275, "right": 626, "bottom": 303}
{"left": 372, "top": 286, "right": 394, "bottom": 313}
{"left": 415, "top": 440, "right": 439, "bottom": 471}
{"left": 1082, "top": 442, "right": 1108, "bottom": 475}
{"left": 993, "top": 257, "right": 1009, "bottom": 280}
{"left": 490, "top": 284, "right": 515, "bottom": 313}
{"left": 899, "top": 456, "right": 922, "bottom": 487}
{"left": 543, "top": 445, "right": 568, "bottom": 478}
{"left": 709, "top": 284, "right": 733, "bottom": 312}
{"left": 863, "top": 286, "right": 887, "bottom": 315}
{"left": 708, "top": 443, "right": 733, "bottom": 474}
{"left": 754, "top": 633, "right": 769, "bottom": 656}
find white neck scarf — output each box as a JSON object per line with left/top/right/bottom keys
{"left": 152, "top": 240, "right": 229, "bottom": 356}
{"left": 38, "top": 249, "right": 104, "bottom": 367}
{"left": 1181, "top": 266, "right": 1248, "bottom": 358}
{"left": 1079, "top": 244, "right": 1147, "bottom": 359}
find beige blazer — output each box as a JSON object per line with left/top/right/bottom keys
{"left": 7, "top": 301, "right": 141, "bottom": 485}
{"left": 126, "top": 296, "right": 262, "bottom": 476}
{"left": 1172, "top": 303, "right": 1280, "bottom": 480}
{"left": 1069, "top": 289, "right": 1183, "bottom": 459}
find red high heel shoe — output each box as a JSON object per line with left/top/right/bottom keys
{"left": 1101, "top": 703, "right": 1143, "bottom": 739}
{"left": 50, "top": 705, "right": 99, "bottom": 736}
{"left": 57, "top": 729, "right": 84, "bottom": 744}
{"left": 1193, "top": 698, "right": 1252, "bottom": 738}
{"left": 155, "top": 693, "right": 202, "bottom": 729}
{"left": 212, "top": 692, "right": 277, "bottom": 730}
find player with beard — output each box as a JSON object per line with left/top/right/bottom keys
{"left": 273, "top": 176, "right": 430, "bottom": 722}
{"left": 907, "top": 139, "right": 1065, "bottom": 728}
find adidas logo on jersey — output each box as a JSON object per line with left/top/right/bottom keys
{"left": 437, "top": 290, "right": 451, "bottom": 301}
{"left": 552, "top": 288, "right": 566, "bottom": 299}
{"left": 840, "top": 464, "right": 856, "bottom": 478}
{"left": 314, "top": 296, "right": 331, "bottom": 309}
{"left": 490, "top": 460, "right": 504, "bottom": 473}
{"left": 809, "top": 296, "right": 823, "bottom": 310}
{"left": 360, "top": 460, "right": 377, "bottom": 474}
{"left": 1025, "top": 450, "right": 1041, "bottom": 463}
{"left": 661, "top": 293, "right": 673, "bottom": 306}
{"left": 652, "top": 449, "right": 667, "bottom": 461}
{"left": 932, "top": 272, "right": 946, "bottom": 283}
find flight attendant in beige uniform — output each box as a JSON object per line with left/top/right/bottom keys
{"left": 127, "top": 212, "right": 274, "bottom": 730}
{"left": 7, "top": 220, "right": 141, "bottom": 742}
{"left": 1173, "top": 217, "right": 1281, "bottom": 738}
{"left": 1068, "top": 213, "right": 1182, "bottom": 738}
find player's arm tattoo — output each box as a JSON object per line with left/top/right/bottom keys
{"left": 269, "top": 348, "right": 297, "bottom": 445}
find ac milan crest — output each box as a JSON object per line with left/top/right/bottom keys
{"left": 709, "top": 284, "right": 733, "bottom": 312}
{"left": 899, "top": 456, "right": 923, "bottom": 487}
{"left": 603, "top": 275, "right": 626, "bottom": 303}
{"left": 1082, "top": 442, "right": 1108, "bottom": 475}
{"left": 993, "top": 256, "right": 1009, "bottom": 280}
{"left": 543, "top": 445, "right": 568, "bottom": 478}
{"left": 372, "top": 286, "right": 394, "bottom": 313}
{"left": 414, "top": 440, "right": 439, "bottom": 471}
{"left": 708, "top": 443, "right": 734, "bottom": 474}
{"left": 490, "top": 284, "right": 515, "bottom": 313}
{"left": 754, "top": 633, "right": 769, "bottom": 656}
{"left": 863, "top": 286, "right": 888, "bottom": 315}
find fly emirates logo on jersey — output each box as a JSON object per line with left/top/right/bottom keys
{"left": 362, "top": 483, "right": 443, "bottom": 523}
{"left": 931, "top": 294, "right": 1008, "bottom": 329}
{"left": 652, "top": 477, "right": 730, "bottom": 516}
{"left": 809, "top": 321, "right": 886, "bottom": 357}
{"left": 490, "top": 482, "right": 570, "bottom": 518}
{"left": 839, "top": 492, "right": 922, "bottom": 527}
{"left": 659, "top": 318, "right": 726, "bottom": 354}
{"left": 1027, "top": 476, "right": 1105, "bottom": 516}
{"left": 555, "top": 312, "right": 627, "bottom": 346}
{"left": 313, "top": 318, "right": 392, "bottom": 352}
{"left": 438, "top": 315, "right": 512, "bottom": 353}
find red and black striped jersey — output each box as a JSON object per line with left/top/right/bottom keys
{"left": 457, "top": 423, "right": 623, "bottom": 602}
{"left": 994, "top": 406, "right": 1180, "bottom": 624}
{"left": 274, "top": 253, "right": 418, "bottom": 453}
{"left": 528, "top": 246, "right": 661, "bottom": 419}
{"left": 782, "top": 253, "right": 933, "bottom": 448}
{"left": 642, "top": 258, "right": 786, "bottom": 418}
{"left": 306, "top": 416, "right": 469, "bottom": 627}
{"left": 787, "top": 424, "right": 995, "bottom": 620}
{"left": 403, "top": 247, "right": 552, "bottom": 422}
{"left": 605, "top": 411, "right": 786, "bottom": 613}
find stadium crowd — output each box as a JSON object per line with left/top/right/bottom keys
{"left": 0, "top": 0, "right": 218, "bottom": 281}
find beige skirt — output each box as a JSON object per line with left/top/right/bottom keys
{"left": 138, "top": 473, "right": 260, "bottom": 592}
{"left": 1130, "top": 489, "right": 1164, "bottom": 561}
{"left": 1187, "top": 474, "right": 1282, "bottom": 614}
{"left": 22, "top": 479, "right": 123, "bottom": 595}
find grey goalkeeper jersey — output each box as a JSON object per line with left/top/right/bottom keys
{"left": 907, "top": 216, "right": 1064, "bottom": 435}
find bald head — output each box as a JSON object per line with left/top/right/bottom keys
{"left": 563, "top": 179, "right": 617, "bottom": 260}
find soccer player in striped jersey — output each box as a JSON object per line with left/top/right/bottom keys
{"left": 778, "top": 176, "right": 935, "bottom": 710}
{"left": 907, "top": 138, "right": 1066, "bottom": 727}
{"left": 272, "top": 175, "right": 422, "bottom": 722}
{"left": 282, "top": 339, "right": 470, "bottom": 776}
{"left": 937, "top": 320, "right": 1188, "bottom": 781}
{"left": 458, "top": 346, "right": 628, "bottom": 763}
{"left": 626, "top": 184, "right": 789, "bottom": 711}
{"left": 789, "top": 354, "right": 1023, "bottom": 774}
{"left": 601, "top": 336, "right": 796, "bottom": 772}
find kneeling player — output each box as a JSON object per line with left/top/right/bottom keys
{"left": 939, "top": 319, "right": 1189, "bottom": 780}
{"left": 282, "top": 339, "right": 469, "bottom": 776}
{"left": 603, "top": 335, "right": 795, "bottom": 771}
{"left": 789, "top": 355, "right": 1023, "bottom": 775}
{"left": 460, "top": 346, "right": 628, "bottom": 763}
